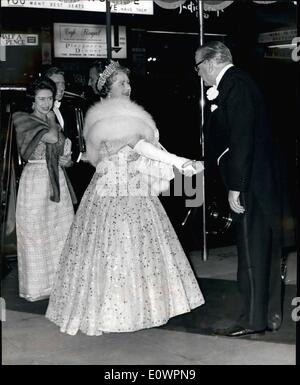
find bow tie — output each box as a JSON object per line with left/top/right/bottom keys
{"left": 54, "top": 100, "right": 61, "bottom": 109}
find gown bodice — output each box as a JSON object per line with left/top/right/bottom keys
{"left": 28, "top": 135, "right": 72, "bottom": 161}
{"left": 95, "top": 141, "right": 174, "bottom": 196}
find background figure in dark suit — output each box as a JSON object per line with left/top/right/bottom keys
{"left": 195, "top": 41, "right": 291, "bottom": 337}
{"left": 44, "top": 68, "right": 66, "bottom": 132}
{"left": 85, "top": 61, "right": 104, "bottom": 107}
{"left": 45, "top": 67, "right": 94, "bottom": 205}
{"left": 44, "top": 67, "right": 79, "bottom": 162}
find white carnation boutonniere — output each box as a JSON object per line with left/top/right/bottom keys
{"left": 206, "top": 85, "right": 219, "bottom": 101}
{"left": 207, "top": 86, "right": 219, "bottom": 112}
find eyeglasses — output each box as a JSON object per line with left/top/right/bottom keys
{"left": 194, "top": 58, "right": 206, "bottom": 72}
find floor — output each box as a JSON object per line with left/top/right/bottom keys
{"left": 1, "top": 246, "right": 297, "bottom": 365}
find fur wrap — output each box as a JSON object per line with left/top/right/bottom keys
{"left": 83, "top": 98, "right": 159, "bottom": 167}
{"left": 12, "top": 112, "right": 77, "bottom": 204}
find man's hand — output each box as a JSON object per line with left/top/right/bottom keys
{"left": 180, "top": 160, "right": 204, "bottom": 177}
{"left": 228, "top": 190, "right": 245, "bottom": 214}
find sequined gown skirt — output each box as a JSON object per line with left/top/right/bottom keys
{"left": 46, "top": 172, "right": 204, "bottom": 336}
{"left": 16, "top": 163, "right": 74, "bottom": 302}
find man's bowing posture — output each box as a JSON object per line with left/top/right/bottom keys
{"left": 195, "top": 41, "right": 289, "bottom": 336}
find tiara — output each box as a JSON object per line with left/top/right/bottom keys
{"left": 96, "top": 61, "right": 120, "bottom": 92}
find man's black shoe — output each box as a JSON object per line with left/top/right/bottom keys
{"left": 213, "top": 324, "right": 265, "bottom": 337}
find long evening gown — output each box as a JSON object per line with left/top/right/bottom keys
{"left": 46, "top": 142, "right": 204, "bottom": 335}
{"left": 16, "top": 138, "right": 74, "bottom": 301}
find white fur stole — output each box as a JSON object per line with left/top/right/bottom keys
{"left": 83, "top": 98, "right": 159, "bottom": 166}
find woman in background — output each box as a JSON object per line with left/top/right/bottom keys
{"left": 13, "top": 76, "right": 76, "bottom": 302}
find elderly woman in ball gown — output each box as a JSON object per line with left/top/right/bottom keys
{"left": 46, "top": 61, "right": 205, "bottom": 336}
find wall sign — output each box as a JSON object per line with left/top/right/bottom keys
{"left": 54, "top": 23, "right": 127, "bottom": 58}
{"left": 0, "top": 33, "right": 39, "bottom": 46}
{"left": 2, "top": 0, "right": 154, "bottom": 15}
{"left": 258, "top": 29, "right": 297, "bottom": 44}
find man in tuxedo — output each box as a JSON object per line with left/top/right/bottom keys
{"left": 195, "top": 41, "right": 285, "bottom": 336}
{"left": 45, "top": 67, "right": 94, "bottom": 205}
{"left": 44, "top": 67, "right": 79, "bottom": 161}
{"left": 88, "top": 61, "right": 102, "bottom": 97}
{"left": 85, "top": 60, "right": 106, "bottom": 107}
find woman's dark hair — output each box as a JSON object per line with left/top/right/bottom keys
{"left": 98, "top": 64, "right": 130, "bottom": 98}
{"left": 27, "top": 76, "right": 57, "bottom": 101}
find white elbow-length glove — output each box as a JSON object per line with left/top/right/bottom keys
{"left": 134, "top": 139, "right": 200, "bottom": 176}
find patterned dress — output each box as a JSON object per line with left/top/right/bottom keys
{"left": 16, "top": 137, "right": 74, "bottom": 301}
{"left": 46, "top": 142, "right": 204, "bottom": 335}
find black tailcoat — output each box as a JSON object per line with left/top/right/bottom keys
{"left": 204, "top": 66, "right": 287, "bottom": 329}
{"left": 58, "top": 97, "right": 94, "bottom": 205}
